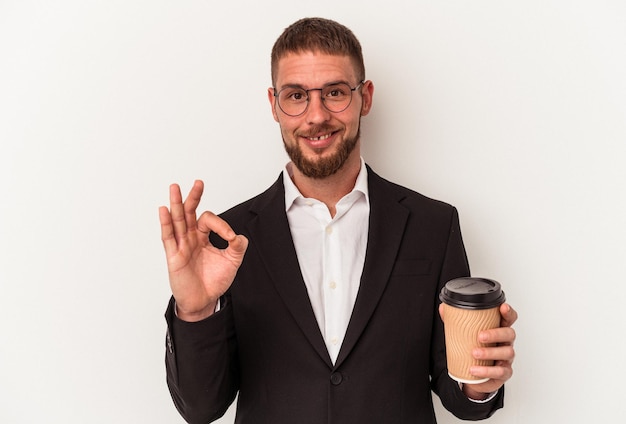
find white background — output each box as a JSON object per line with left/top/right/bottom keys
{"left": 1, "top": 1, "right": 625, "bottom": 423}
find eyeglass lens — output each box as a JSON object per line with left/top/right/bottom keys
{"left": 277, "top": 83, "right": 356, "bottom": 116}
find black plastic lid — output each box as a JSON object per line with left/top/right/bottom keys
{"left": 439, "top": 277, "right": 506, "bottom": 310}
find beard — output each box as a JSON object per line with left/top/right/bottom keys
{"left": 282, "top": 124, "right": 360, "bottom": 179}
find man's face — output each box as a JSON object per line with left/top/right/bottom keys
{"left": 268, "top": 52, "right": 373, "bottom": 179}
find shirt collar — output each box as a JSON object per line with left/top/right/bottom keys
{"left": 283, "top": 157, "right": 370, "bottom": 211}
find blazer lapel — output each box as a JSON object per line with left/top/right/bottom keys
{"left": 334, "top": 169, "right": 409, "bottom": 368}
{"left": 245, "top": 176, "right": 333, "bottom": 368}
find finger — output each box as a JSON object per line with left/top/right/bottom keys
{"left": 197, "top": 211, "right": 237, "bottom": 240}
{"left": 159, "top": 205, "right": 177, "bottom": 255}
{"left": 479, "top": 326, "right": 516, "bottom": 345}
{"left": 183, "top": 180, "right": 204, "bottom": 232}
{"left": 500, "top": 303, "right": 518, "bottom": 327}
{"left": 473, "top": 345, "right": 515, "bottom": 362}
{"left": 469, "top": 362, "right": 513, "bottom": 382}
{"left": 169, "top": 183, "right": 187, "bottom": 241}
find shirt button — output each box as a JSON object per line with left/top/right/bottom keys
{"left": 330, "top": 372, "right": 343, "bottom": 385}
{"left": 329, "top": 281, "right": 337, "bottom": 290}
{"left": 325, "top": 226, "right": 333, "bottom": 235}
{"left": 330, "top": 337, "right": 339, "bottom": 345}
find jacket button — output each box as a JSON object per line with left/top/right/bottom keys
{"left": 330, "top": 372, "right": 343, "bottom": 385}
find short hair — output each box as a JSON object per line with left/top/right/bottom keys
{"left": 271, "top": 17, "right": 365, "bottom": 86}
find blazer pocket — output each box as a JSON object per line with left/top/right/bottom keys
{"left": 391, "top": 259, "right": 431, "bottom": 276}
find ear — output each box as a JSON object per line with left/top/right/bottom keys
{"left": 360, "top": 80, "right": 375, "bottom": 116}
{"left": 268, "top": 87, "right": 279, "bottom": 122}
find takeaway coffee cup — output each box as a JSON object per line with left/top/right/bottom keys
{"left": 439, "top": 277, "right": 506, "bottom": 384}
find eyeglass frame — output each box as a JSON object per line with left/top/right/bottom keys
{"left": 273, "top": 80, "right": 365, "bottom": 117}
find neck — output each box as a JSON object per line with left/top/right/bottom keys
{"left": 290, "top": 153, "right": 361, "bottom": 218}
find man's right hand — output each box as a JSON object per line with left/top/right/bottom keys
{"left": 159, "top": 180, "right": 248, "bottom": 322}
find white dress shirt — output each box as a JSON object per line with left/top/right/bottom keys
{"left": 283, "top": 159, "right": 370, "bottom": 364}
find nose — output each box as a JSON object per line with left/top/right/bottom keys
{"left": 305, "top": 89, "right": 331, "bottom": 124}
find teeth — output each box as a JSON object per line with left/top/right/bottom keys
{"left": 308, "top": 133, "right": 331, "bottom": 141}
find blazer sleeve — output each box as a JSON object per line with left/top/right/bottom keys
{"left": 429, "top": 207, "right": 505, "bottom": 420}
{"left": 165, "top": 296, "right": 239, "bottom": 424}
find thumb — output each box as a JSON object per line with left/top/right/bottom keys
{"left": 227, "top": 234, "right": 249, "bottom": 258}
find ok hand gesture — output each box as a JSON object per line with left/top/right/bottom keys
{"left": 159, "top": 180, "right": 248, "bottom": 322}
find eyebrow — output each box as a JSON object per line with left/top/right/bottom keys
{"left": 277, "top": 79, "right": 352, "bottom": 91}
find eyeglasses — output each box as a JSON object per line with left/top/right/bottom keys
{"left": 273, "top": 81, "right": 365, "bottom": 117}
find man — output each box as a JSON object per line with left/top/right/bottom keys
{"left": 159, "top": 17, "right": 517, "bottom": 424}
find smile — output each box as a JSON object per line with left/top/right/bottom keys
{"left": 307, "top": 133, "right": 332, "bottom": 141}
